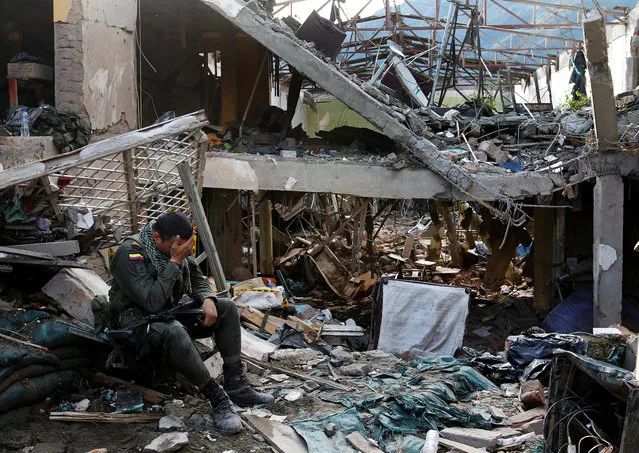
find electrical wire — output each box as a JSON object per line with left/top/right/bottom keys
{"left": 578, "top": 436, "right": 610, "bottom": 453}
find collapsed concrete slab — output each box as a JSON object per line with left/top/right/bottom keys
{"left": 200, "top": 0, "right": 546, "bottom": 219}
{"left": 203, "top": 152, "right": 558, "bottom": 200}
{"left": 42, "top": 268, "right": 110, "bottom": 328}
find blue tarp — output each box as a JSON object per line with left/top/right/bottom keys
{"left": 291, "top": 408, "right": 367, "bottom": 453}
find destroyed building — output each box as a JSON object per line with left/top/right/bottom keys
{"left": 2, "top": 0, "right": 639, "bottom": 452}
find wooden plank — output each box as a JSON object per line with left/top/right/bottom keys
{"left": 259, "top": 191, "right": 274, "bottom": 274}
{"left": 402, "top": 235, "right": 415, "bottom": 259}
{"left": 91, "top": 373, "right": 168, "bottom": 404}
{"left": 5, "top": 240, "right": 80, "bottom": 256}
{"left": 178, "top": 161, "right": 229, "bottom": 294}
{"left": 239, "top": 306, "right": 285, "bottom": 335}
{"left": 40, "top": 176, "right": 65, "bottom": 223}
{"left": 7, "top": 63, "right": 53, "bottom": 80}
{"left": 345, "top": 432, "right": 384, "bottom": 453}
{"left": 243, "top": 414, "right": 308, "bottom": 453}
{"left": 122, "top": 150, "right": 140, "bottom": 233}
{"left": 286, "top": 316, "right": 319, "bottom": 342}
{"left": 49, "top": 412, "right": 162, "bottom": 423}
{"left": 241, "top": 328, "right": 276, "bottom": 361}
{"left": 320, "top": 325, "right": 365, "bottom": 337}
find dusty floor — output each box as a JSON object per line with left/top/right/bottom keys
{"left": 1, "top": 420, "right": 267, "bottom": 453}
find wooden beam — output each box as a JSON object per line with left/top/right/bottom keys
{"left": 40, "top": 177, "right": 65, "bottom": 223}
{"left": 533, "top": 206, "right": 554, "bottom": 309}
{"left": 49, "top": 412, "right": 162, "bottom": 423}
{"left": 178, "top": 162, "right": 229, "bottom": 294}
{"left": 258, "top": 191, "right": 274, "bottom": 275}
{"left": 122, "top": 150, "right": 140, "bottom": 233}
{"left": 92, "top": 373, "right": 168, "bottom": 404}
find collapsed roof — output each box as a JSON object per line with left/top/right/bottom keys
{"left": 199, "top": 0, "right": 605, "bottom": 224}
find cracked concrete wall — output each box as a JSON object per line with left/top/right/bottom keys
{"left": 54, "top": 0, "right": 138, "bottom": 131}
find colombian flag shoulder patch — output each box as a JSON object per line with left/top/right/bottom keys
{"left": 128, "top": 253, "right": 144, "bottom": 261}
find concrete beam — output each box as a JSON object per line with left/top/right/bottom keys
{"left": 583, "top": 12, "right": 618, "bottom": 150}
{"left": 593, "top": 174, "right": 623, "bottom": 327}
{"left": 203, "top": 153, "right": 557, "bottom": 200}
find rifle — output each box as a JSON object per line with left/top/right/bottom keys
{"left": 106, "top": 299, "right": 209, "bottom": 346}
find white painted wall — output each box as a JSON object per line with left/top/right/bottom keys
{"left": 515, "top": 3, "right": 639, "bottom": 108}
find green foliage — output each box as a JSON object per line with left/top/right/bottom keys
{"left": 562, "top": 91, "right": 591, "bottom": 112}
{"left": 465, "top": 94, "right": 497, "bottom": 113}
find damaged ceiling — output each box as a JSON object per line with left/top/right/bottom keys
{"left": 199, "top": 0, "right": 613, "bottom": 224}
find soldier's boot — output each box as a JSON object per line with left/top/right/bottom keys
{"left": 200, "top": 379, "right": 243, "bottom": 434}
{"left": 223, "top": 362, "right": 275, "bottom": 407}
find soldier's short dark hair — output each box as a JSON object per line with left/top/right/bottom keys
{"left": 154, "top": 211, "right": 193, "bottom": 241}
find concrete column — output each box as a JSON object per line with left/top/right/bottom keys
{"left": 593, "top": 174, "right": 624, "bottom": 327}
{"left": 583, "top": 12, "right": 618, "bottom": 150}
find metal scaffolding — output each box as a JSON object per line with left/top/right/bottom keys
{"left": 273, "top": 0, "right": 630, "bottom": 105}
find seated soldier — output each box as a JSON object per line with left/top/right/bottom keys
{"left": 107, "top": 211, "right": 274, "bottom": 433}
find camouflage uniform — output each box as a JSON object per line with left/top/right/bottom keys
{"left": 107, "top": 234, "right": 240, "bottom": 389}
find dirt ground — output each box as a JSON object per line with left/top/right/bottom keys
{"left": 1, "top": 419, "right": 268, "bottom": 453}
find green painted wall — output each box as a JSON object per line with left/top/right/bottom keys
{"left": 306, "top": 97, "right": 380, "bottom": 137}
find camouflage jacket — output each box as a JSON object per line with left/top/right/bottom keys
{"left": 100, "top": 234, "right": 216, "bottom": 330}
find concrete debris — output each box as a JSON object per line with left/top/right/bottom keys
{"left": 340, "top": 362, "right": 371, "bottom": 376}
{"left": 268, "top": 374, "right": 289, "bottom": 383}
{"left": 520, "top": 417, "right": 545, "bottom": 435}
{"left": 302, "top": 381, "right": 320, "bottom": 393}
{"left": 519, "top": 379, "right": 546, "bottom": 409}
{"left": 510, "top": 407, "right": 546, "bottom": 427}
{"left": 203, "top": 353, "right": 224, "bottom": 380}
{"left": 501, "top": 383, "right": 519, "bottom": 397}
{"left": 159, "top": 415, "right": 187, "bottom": 431}
{"left": 143, "top": 433, "right": 189, "bottom": 453}
{"left": 323, "top": 422, "right": 338, "bottom": 437}
{"left": 440, "top": 427, "right": 503, "bottom": 449}
{"left": 42, "top": 268, "right": 109, "bottom": 328}
{"left": 330, "top": 347, "right": 354, "bottom": 364}
{"left": 345, "top": 432, "right": 384, "bottom": 453}
{"left": 163, "top": 401, "right": 195, "bottom": 420}
{"left": 270, "top": 348, "right": 324, "bottom": 366}
{"left": 283, "top": 389, "right": 305, "bottom": 402}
